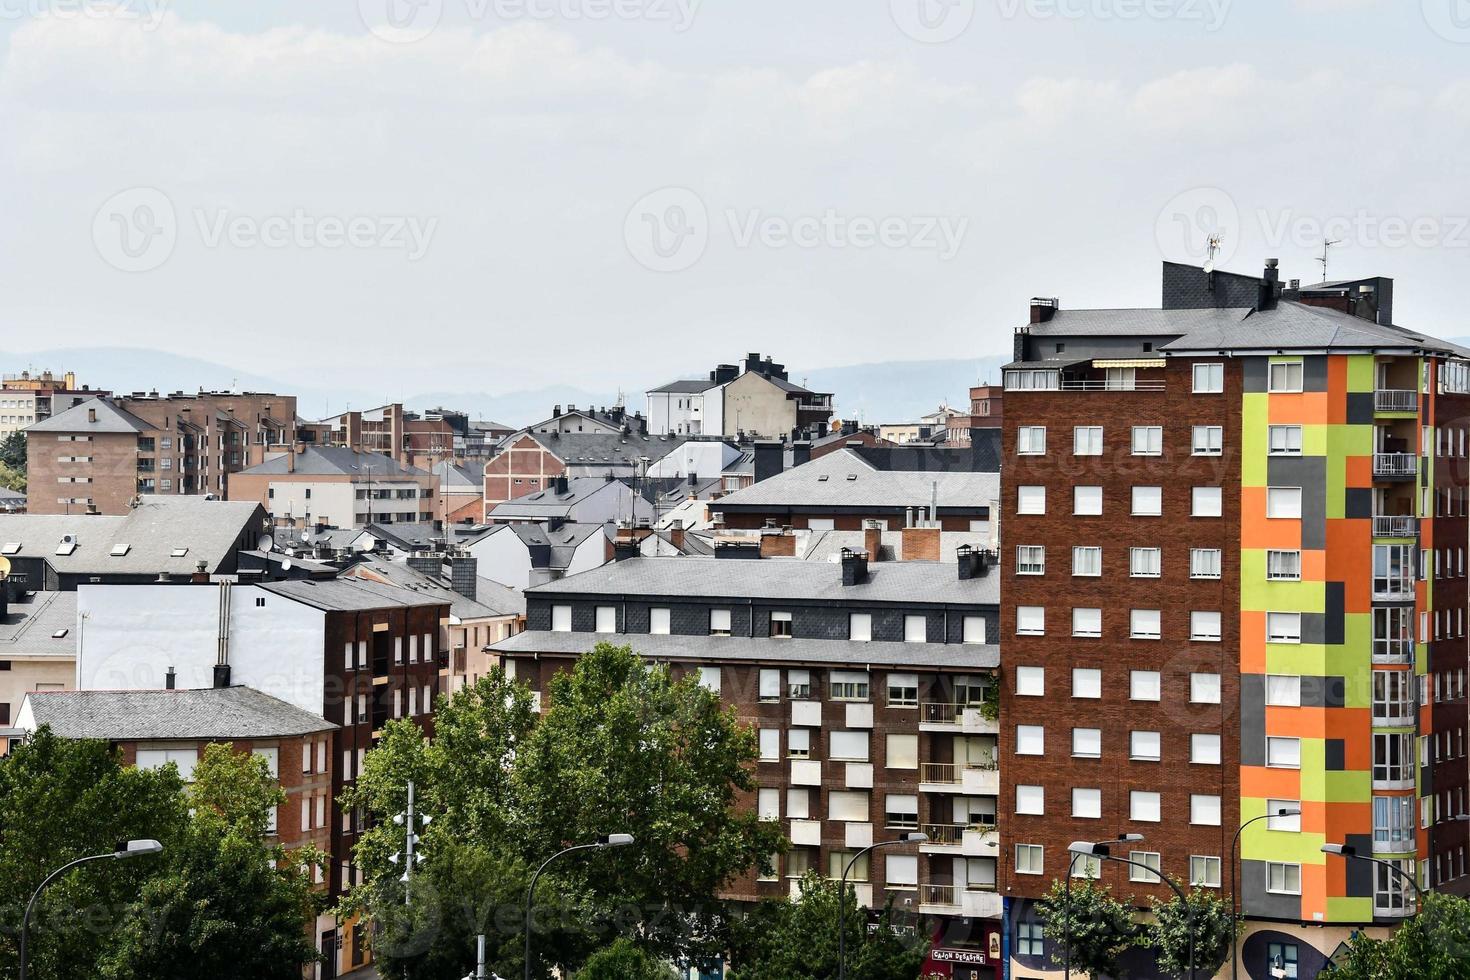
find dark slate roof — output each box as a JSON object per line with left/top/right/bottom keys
{"left": 0, "top": 591, "right": 76, "bottom": 657}
{"left": 486, "top": 478, "right": 619, "bottom": 518}
{"left": 529, "top": 555, "right": 997, "bottom": 606}
{"left": 22, "top": 686, "right": 334, "bottom": 740}
{"left": 648, "top": 379, "right": 717, "bottom": 395}
{"left": 1023, "top": 307, "right": 1250, "bottom": 338}
{"left": 344, "top": 556, "right": 512, "bottom": 621}
{"left": 475, "top": 576, "right": 526, "bottom": 617}
{"left": 515, "top": 432, "right": 690, "bottom": 468}
{"left": 710, "top": 450, "right": 997, "bottom": 512}
{"left": 432, "top": 460, "right": 481, "bottom": 489}
{"left": 26, "top": 398, "right": 151, "bottom": 434}
{"left": 492, "top": 629, "right": 998, "bottom": 670}
{"left": 239, "top": 446, "right": 428, "bottom": 478}
{"left": 361, "top": 523, "right": 441, "bottom": 552}
{"left": 257, "top": 577, "right": 449, "bottom": 612}
{"left": 475, "top": 521, "right": 609, "bottom": 569}
{"left": 848, "top": 440, "right": 999, "bottom": 474}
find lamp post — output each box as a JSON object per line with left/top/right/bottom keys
{"left": 1069, "top": 841, "right": 1194, "bottom": 980}
{"left": 523, "top": 834, "right": 634, "bottom": 980}
{"left": 1063, "top": 834, "right": 1145, "bottom": 980}
{"left": 1229, "top": 807, "right": 1301, "bottom": 980}
{"left": 836, "top": 832, "right": 927, "bottom": 980}
{"left": 1322, "top": 843, "right": 1426, "bottom": 914}
{"left": 19, "top": 839, "right": 164, "bottom": 980}
{"left": 390, "top": 779, "right": 431, "bottom": 905}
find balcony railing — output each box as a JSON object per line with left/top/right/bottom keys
{"left": 1372, "top": 642, "right": 1414, "bottom": 665}
{"left": 920, "top": 763, "right": 961, "bottom": 785}
{"left": 921, "top": 822, "right": 998, "bottom": 847}
{"left": 1058, "top": 380, "right": 1166, "bottom": 392}
{"left": 1373, "top": 516, "right": 1418, "bottom": 538}
{"left": 1375, "top": 390, "right": 1419, "bottom": 413}
{"left": 1374, "top": 454, "right": 1418, "bottom": 478}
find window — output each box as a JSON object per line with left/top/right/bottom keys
{"left": 1131, "top": 426, "right": 1163, "bottom": 456}
{"left": 828, "top": 848, "right": 869, "bottom": 880}
{"left": 1269, "top": 425, "right": 1303, "bottom": 455}
{"left": 1267, "top": 737, "right": 1302, "bottom": 769}
{"left": 1016, "top": 921, "right": 1044, "bottom": 956}
{"left": 1191, "top": 611, "right": 1222, "bottom": 642}
{"left": 1266, "top": 943, "right": 1299, "bottom": 979}
{"left": 1193, "top": 362, "right": 1224, "bottom": 393}
{"left": 1267, "top": 612, "right": 1302, "bottom": 644}
{"left": 594, "top": 606, "right": 616, "bottom": 633}
{"left": 1191, "top": 548, "right": 1222, "bottom": 579}
{"left": 886, "top": 854, "right": 918, "bottom": 890}
{"left": 1373, "top": 732, "right": 1413, "bottom": 783}
{"left": 551, "top": 605, "right": 572, "bottom": 632}
{"left": 1191, "top": 673, "right": 1221, "bottom": 704}
{"left": 1191, "top": 794, "right": 1222, "bottom": 826}
{"left": 1267, "top": 862, "right": 1302, "bottom": 895}
{"left": 1072, "top": 669, "right": 1101, "bottom": 699}
{"left": 1192, "top": 734, "right": 1221, "bottom": 765}
{"left": 1268, "top": 800, "right": 1302, "bottom": 832}
{"left": 1193, "top": 486, "right": 1223, "bottom": 517}
{"left": 1190, "top": 856, "right": 1222, "bottom": 888}
{"left": 1074, "top": 486, "right": 1103, "bottom": 516}
{"left": 1130, "top": 670, "right": 1161, "bottom": 701}
{"left": 1074, "top": 426, "right": 1104, "bottom": 456}
{"left": 1130, "top": 791, "right": 1161, "bottom": 822}
{"left": 1017, "top": 426, "right": 1046, "bottom": 455}
{"left": 1072, "top": 728, "right": 1101, "bottom": 758}
{"left": 1073, "top": 608, "right": 1102, "bottom": 638}
{"left": 1193, "top": 426, "right": 1223, "bottom": 456}
{"left": 1016, "top": 607, "right": 1045, "bottom": 636}
{"left": 1016, "top": 785, "right": 1044, "bottom": 815}
{"left": 1016, "top": 725, "right": 1045, "bottom": 756}
{"left": 887, "top": 673, "right": 918, "bottom": 707}
{"left": 1374, "top": 796, "right": 1413, "bottom": 846}
{"left": 1131, "top": 731, "right": 1161, "bottom": 761}
{"left": 1132, "top": 486, "right": 1162, "bottom": 516}
{"left": 1130, "top": 547, "right": 1161, "bottom": 578}
{"left": 1129, "top": 851, "right": 1163, "bottom": 883}
{"left": 1016, "top": 666, "right": 1045, "bottom": 697}
{"left": 1015, "top": 545, "right": 1047, "bottom": 577}
{"left": 1018, "top": 486, "right": 1046, "bottom": 515}
{"left": 757, "top": 788, "right": 780, "bottom": 821}
{"left": 886, "top": 734, "right": 918, "bottom": 769}
{"left": 963, "top": 616, "right": 987, "bottom": 644}
{"left": 136, "top": 747, "right": 199, "bottom": 782}
{"left": 830, "top": 670, "right": 869, "bottom": 701}
{"left": 787, "top": 669, "right": 811, "bottom": 700}
{"left": 884, "top": 793, "right": 919, "bottom": 830}
{"left": 648, "top": 607, "right": 671, "bottom": 635}
{"left": 1130, "top": 609, "right": 1161, "bottom": 640}
{"left": 1072, "top": 853, "right": 1102, "bottom": 879}
{"left": 759, "top": 669, "right": 781, "bottom": 702}
{"left": 849, "top": 613, "right": 871, "bottom": 642}
{"left": 1373, "top": 544, "right": 1415, "bottom": 598}
{"left": 787, "top": 729, "right": 810, "bottom": 759}
{"left": 1268, "top": 360, "right": 1304, "bottom": 393}
{"left": 1072, "top": 546, "right": 1102, "bottom": 577}
{"left": 1015, "top": 844, "right": 1044, "bottom": 876}
{"left": 709, "top": 609, "right": 732, "bottom": 636}
{"left": 770, "top": 611, "right": 793, "bottom": 638}
{"left": 698, "top": 667, "right": 720, "bottom": 693}
{"left": 831, "top": 731, "right": 869, "bottom": 762}
{"left": 1072, "top": 787, "right": 1101, "bottom": 818}
{"left": 1267, "top": 487, "right": 1303, "bottom": 519}
{"left": 1267, "top": 550, "right": 1302, "bottom": 581}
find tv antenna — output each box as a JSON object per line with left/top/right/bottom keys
{"left": 1204, "top": 233, "right": 1223, "bottom": 275}
{"left": 1318, "top": 239, "right": 1342, "bottom": 283}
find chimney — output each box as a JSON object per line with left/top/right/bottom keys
{"left": 956, "top": 544, "right": 985, "bottom": 580}
{"left": 88, "top": 407, "right": 97, "bottom": 423}
{"left": 553, "top": 475, "right": 569, "bottom": 496}
{"left": 791, "top": 441, "right": 812, "bottom": 469}
{"left": 753, "top": 441, "right": 784, "bottom": 484}
{"left": 448, "top": 554, "right": 478, "bottom": 599}
{"left": 287, "top": 451, "right": 295, "bottom": 473}
{"left": 407, "top": 552, "right": 442, "bottom": 580}
{"left": 669, "top": 519, "right": 685, "bottom": 552}
{"left": 1030, "top": 298, "right": 1059, "bottom": 324}
{"left": 192, "top": 559, "right": 209, "bottom": 584}
{"left": 613, "top": 539, "right": 640, "bottom": 562}
{"left": 759, "top": 526, "right": 797, "bottom": 558}
{"left": 547, "top": 516, "right": 565, "bottom": 533}
{"left": 901, "top": 525, "right": 942, "bottom": 562}
{"left": 864, "top": 521, "right": 882, "bottom": 563}
{"left": 1259, "top": 259, "right": 1282, "bottom": 311}
{"left": 840, "top": 548, "right": 869, "bottom": 586}
{"left": 165, "top": 667, "right": 176, "bottom": 690}
{"left": 213, "top": 664, "right": 231, "bottom": 688}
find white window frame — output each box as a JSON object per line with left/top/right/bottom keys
{"left": 1073, "top": 426, "right": 1104, "bottom": 456}
{"left": 1016, "top": 426, "right": 1046, "bottom": 455}
{"left": 1072, "top": 546, "right": 1102, "bottom": 577}
{"left": 1192, "top": 425, "right": 1223, "bottom": 456}
{"left": 1192, "top": 486, "right": 1223, "bottom": 518}
{"left": 1268, "top": 360, "right": 1305, "bottom": 394}
{"left": 1130, "top": 547, "right": 1161, "bottom": 578}
{"left": 1131, "top": 426, "right": 1163, "bottom": 456}
{"left": 1132, "top": 486, "right": 1162, "bottom": 517}
{"left": 1193, "top": 362, "right": 1224, "bottom": 393}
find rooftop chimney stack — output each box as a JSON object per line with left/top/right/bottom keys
{"left": 840, "top": 548, "right": 870, "bottom": 586}
{"left": 165, "top": 667, "right": 176, "bottom": 690}
{"left": 1259, "top": 259, "right": 1282, "bottom": 311}
{"left": 1030, "top": 298, "right": 1059, "bottom": 324}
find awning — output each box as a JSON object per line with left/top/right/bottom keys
{"left": 1093, "top": 358, "right": 1166, "bottom": 369}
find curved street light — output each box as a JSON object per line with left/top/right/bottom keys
{"left": 1063, "top": 834, "right": 1145, "bottom": 980}
{"left": 1229, "top": 807, "right": 1301, "bottom": 980}
{"left": 1069, "top": 841, "right": 1194, "bottom": 980}
{"left": 836, "top": 832, "right": 927, "bottom": 980}
{"left": 19, "top": 839, "right": 164, "bottom": 980}
{"left": 1321, "top": 842, "right": 1426, "bottom": 912}
{"left": 522, "top": 834, "right": 634, "bottom": 980}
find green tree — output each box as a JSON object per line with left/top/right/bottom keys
{"left": 1145, "top": 886, "right": 1237, "bottom": 978}
{"left": 726, "top": 872, "right": 929, "bottom": 980}
{"left": 0, "top": 431, "right": 25, "bottom": 471}
{"left": 0, "top": 462, "right": 24, "bottom": 494}
{"left": 0, "top": 729, "right": 186, "bottom": 980}
{"left": 574, "top": 938, "right": 680, "bottom": 980}
{"left": 1326, "top": 892, "right": 1470, "bottom": 979}
{"left": 511, "top": 643, "right": 785, "bottom": 965}
{"left": 100, "top": 744, "right": 323, "bottom": 980}
{"left": 1037, "top": 877, "right": 1137, "bottom": 979}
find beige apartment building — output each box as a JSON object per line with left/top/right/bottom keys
{"left": 228, "top": 445, "right": 436, "bottom": 530}
{"left": 0, "top": 371, "right": 101, "bottom": 441}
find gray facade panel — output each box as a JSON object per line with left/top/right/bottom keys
{"left": 1241, "top": 860, "right": 1302, "bottom": 920}
{"left": 1303, "top": 355, "right": 1329, "bottom": 392}
{"left": 1267, "top": 456, "right": 1327, "bottom": 550}
{"left": 1243, "top": 359, "right": 1269, "bottom": 394}
{"left": 1324, "top": 582, "right": 1345, "bottom": 646}
{"left": 1240, "top": 674, "right": 1266, "bottom": 767}
{"left": 1302, "top": 674, "right": 1347, "bottom": 709}
{"left": 1347, "top": 391, "right": 1376, "bottom": 426}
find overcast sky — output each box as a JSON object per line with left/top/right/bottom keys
{"left": 1, "top": 0, "right": 1467, "bottom": 397}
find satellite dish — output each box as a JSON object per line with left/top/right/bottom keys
{"left": 1203, "top": 259, "right": 1215, "bottom": 274}
{"left": 258, "top": 533, "right": 276, "bottom": 553}
{"left": 0, "top": 555, "right": 10, "bottom": 581}
{"left": 280, "top": 559, "right": 293, "bottom": 572}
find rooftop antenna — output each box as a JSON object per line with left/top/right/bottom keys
{"left": 1204, "top": 233, "right": 1223, "bottom": 289}
{"left": 1318, "top": 239, "right": 1343, "bottom": 283}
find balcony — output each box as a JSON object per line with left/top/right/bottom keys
{"left": 918, "top": 884, "right": 1002, "bottom": 918}
{"left": 1371, "top": 834, "right": 1417, "bottom": 857}
{"left": 1375, "top": 390, "right": 1419, "bottom": 414}
{"left": 1373, "top": 516, "right": 1418, "bottom": 538}
{"left": 919, "top": 763, "right": 1000, "bottom": 795}
{"left": 1372, "top": 642, "right": 1413, "bottom": 665}
{"left": 1373, "top": 707, "right": 1416, "bottom": 729}
{"left": 921, "top": 823, "right": 999, "bottom": 857}
{"left": 920, "top": 702, "right": 999, "bottom": 734}
{"left": 1373, "top": 454, "right": 1418, "bottom": 480}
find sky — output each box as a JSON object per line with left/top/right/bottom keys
{"left": 1, "top": 0, "right": 1467, "bottom": 400}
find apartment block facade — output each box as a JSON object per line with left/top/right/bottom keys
{"left": 999, "top": 262, "right": 1470, "bottom": 979}
{"left": 492, "top": 552, "right": 1005, "bottom": 979}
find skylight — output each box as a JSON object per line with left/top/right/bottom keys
{"left": 111, "top": 544, "right": 132, "bottom": 557}
{"left": 170, "top": 547, "right": 189, "bottom": 558}
{"left": 1, "top": 542, "right": 19, "bottom": 555}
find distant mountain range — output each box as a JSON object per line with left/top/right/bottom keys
{"left": 1, "top": 345, "right": 1010, "bottom": 430}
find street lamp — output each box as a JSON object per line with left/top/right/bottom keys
{"left": 1229, "top": 807, "right": 1301, "bottom": 980}
{"left": 1322, "top": 842, "right": 1426, "bottom": 913}
{"left": 1069, "top": 841, "right": 1195, "bottom": 980}
{"left": 1063, "top": 834, "right": 1145, "bottom": 980}
{"left": 836, "top": 832, "right": 927, "bottom": 980}
{"left": 19, "top": 839, "right": 164, "bottom": 980}
{"left": 523, "top": 834, "right": 634, "bottom": 980}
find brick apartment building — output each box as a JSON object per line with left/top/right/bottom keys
{"left": 999, "top": 260, "right": 1470, "bottom": 979}
{"left": 492, "top": 550, "right": 1005, "bottom": 979}
{"left": 0, "top": 370, "right": 102, "bottom": 441}
{"left": 23, "top": 391, "right": 296, "bottom": 515}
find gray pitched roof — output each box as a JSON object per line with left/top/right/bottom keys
{"left": 514, "top": 432, "right": 691, "bottom": 468}
{"left": 26, "top": 398, "right": 151, "bottom": 434}
{"left": 432, "top": 460, "right": 481, "bottom": 489}
{"left": 239, "top": 446, "right": 427, "bottom": 478}
{"left": 344, "top": 556, "right": 512, "bottom": 621}
{"left": 529, "top": 555, "right": 997, "bottom": 606}
{"left": 257, "top": 577, "right": 450, "bottom": 612}
{"left": 21, "top": 686, "right": 334, "bottom": 740}
{"left": 492, "top": 629, "right": 997, "bottom": 670}
{"left": 710, "top": 450, "right": 998, "bottom": 512}
{"left": 475, "top": 576, "right": 526, "bottom": 617}
{"left": 0, "top": 591, "right": 77, "bottom": 658}
{"left": 648, "top": 379, "right": 717, "bottom": 395}
{"left": 1023, "top": 307, "right": 1251, "bottom": 339}
{"left": 486, "top": 478, "right": 620, "bottom": 519}
{"left": 801, "top": 530, "right": 992, "bottom": 563}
